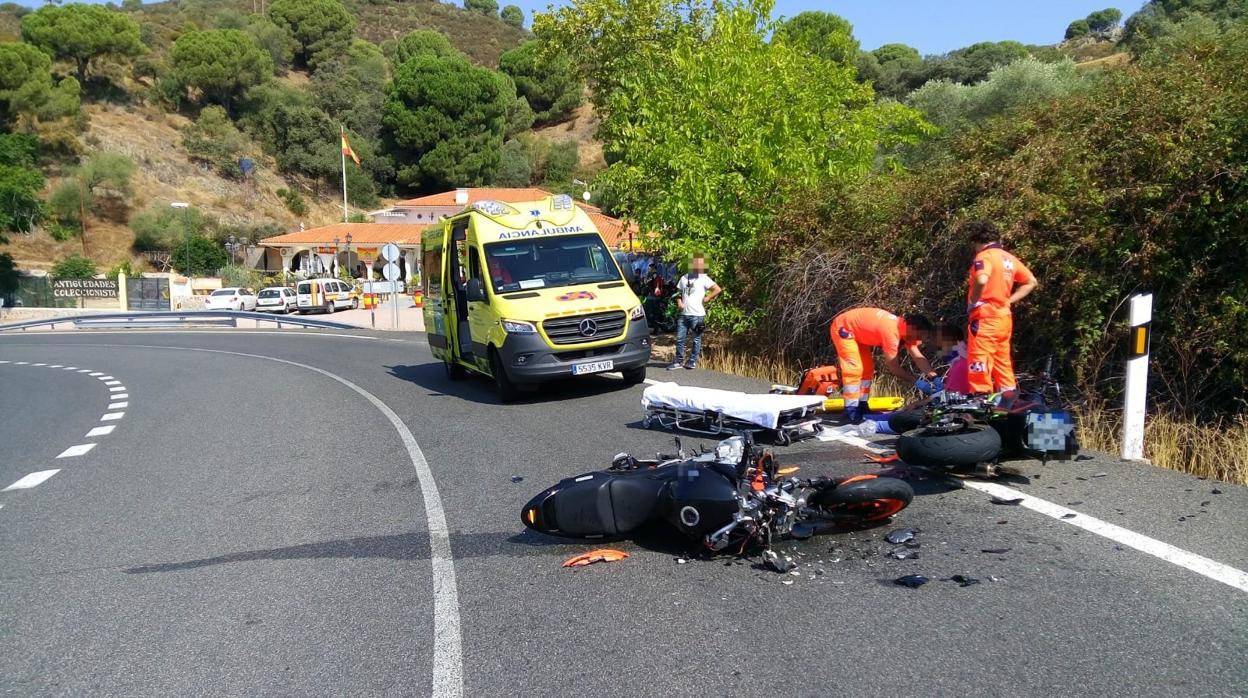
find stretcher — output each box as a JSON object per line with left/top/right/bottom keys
{"left": 641, "top": 382, "right": 826, "bottom": 445}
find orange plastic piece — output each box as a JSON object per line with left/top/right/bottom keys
{"left": 777, "top": 467, "right": 800, "bottom": 475}
{"left": 863, "top": 452, "right": 900, "bottom": 464}
{"left": 839, "top": 474, "right": 879, "bottom": 485}
{"left": 562, "top": 549, "right": 630, "bottom": 568}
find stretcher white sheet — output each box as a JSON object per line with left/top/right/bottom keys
{"left": 642, "top": 382, "right": 825, "bottom": 430}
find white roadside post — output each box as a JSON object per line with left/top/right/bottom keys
{"left": 1121, "top": 293, "right": 1153, "bottom": 461}
{"left": 381, "top": 243, "right": 401, "bottom": 331}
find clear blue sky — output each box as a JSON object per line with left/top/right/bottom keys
{"left": 19, "top": 1, "right": 1148, "bottom": 56}
{"left": 515, "top": 0, "right": 1148, "bottom": 55}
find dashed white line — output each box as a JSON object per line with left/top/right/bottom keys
{"left": 107, "top": 401, "right": 128, "bottom": 409}
{"left": 76, "top": 369, "right": 91, "bottom": 373}
{"left": 57, "top": 443, "right": 97, "bottom": 458}
{"left": 97, "top": 375, "right": 114, "bottom": 380}
{"left": 100, "top": 412, "right": 124, "bottom": 421}
{"left": 15, "top": 361, "right": 29, "bottom": 365}
{"left": 88, "top": 372, "right": 103, "bottom": 376}
{"left": 62, "top": 366, "right": 77, "bottom": 370}
{"left": 112, "top": 393, "right": 129, "bottom": 400}
{"left": 108, "top": 386, "right": 125, "bottom": 392}
{"left": 32, "top": 363, "right": 46, "bottom": 366}
{"left": 86, "top": 425, "right": 115, "bottom": 437}
{"left": 103, "top": 380, "right": 121, "bottom": 386}
{"left": 49, "top": 364, "right": 63, "bottom": 368}
{"left": 3, "top": 470, "right": 61, "bottom": 491}
{"left": 0, "top": 360, "right": 9, "bottom": 364}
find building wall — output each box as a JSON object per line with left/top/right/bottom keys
{"left": 374, "top": 207, "right": 460, "bottom": 225}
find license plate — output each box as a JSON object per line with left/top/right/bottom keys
{"left": 572, "top": 360, "right": 613, "bottom": 375}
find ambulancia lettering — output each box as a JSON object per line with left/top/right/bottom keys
{"left": 497, "top": 225, "right": 585, "bottom": 240}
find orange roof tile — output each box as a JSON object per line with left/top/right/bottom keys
{"left": 260, "top": 222, "right": 428, "bottom": 247}
{"left": 393, "top": 187, "right": 555, "bottom": 207}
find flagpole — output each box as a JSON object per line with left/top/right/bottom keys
{"left": 340, "top": 124, "right": 349, "bottom": 223}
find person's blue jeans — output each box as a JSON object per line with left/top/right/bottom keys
{"left": 674, "top": 314, "right": 705, "bottom": 366}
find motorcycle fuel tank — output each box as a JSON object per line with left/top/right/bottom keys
{"left": 659, "top": 463, "right": 740, "bottom": 537}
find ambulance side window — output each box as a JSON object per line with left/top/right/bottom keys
{"left": 423, "top": 244, "right": 443, "bottom": 302}
{"left": 468, "top": 247, "right": 483, "bottom": 283}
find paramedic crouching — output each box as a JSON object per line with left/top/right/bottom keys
{"left": 667, "top": 254, "right": 722, "bottom": 370}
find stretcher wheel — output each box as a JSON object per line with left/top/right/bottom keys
{"left": 776, "top": 430, "right": 792, "bottom": 446}
{"left": 642, "top": 415, "right": 653, "bottom": 429}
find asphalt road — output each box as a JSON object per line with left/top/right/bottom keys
{"left": 1, "top": 329, "right": 1245, "bottom": 697}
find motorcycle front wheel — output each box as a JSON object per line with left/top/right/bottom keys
{"left": 807, "top": 475, "right": 914, "bottom": 525}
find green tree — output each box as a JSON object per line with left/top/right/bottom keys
{"left": 501, "top": 4, "right": 525, "bottom": 28}
{"left": 0, "top": 163, "right": 44, "bottom": 237}
{"left": 505, "top": 92, "right": 534, "bottom": 137}
{"left": 589, "top": 0, "right": 929, "bottom": 328}
{"left": 178, "top": 235, "right": 228, "bottom": 276}
{"left": 122, "top": 0, "right": 142, "bottom": 11}
{"left": 773, "top": 10, "right": 859, "bottom": 65}
{"left": 0, "top": 41, "right": 82, "bottom": 125}
{"left": 172, "top": 29, "right": 273, "bottom": 107}
{"left": 182, "top": 105, "right": 248, "bottom": 177}
{"left": 382, "top": 55, "right": 512, "bottom": 189}
{"left": 51, "top": 254, "right": 97, "bottom": 279}
{"left": 926, "top": 41, "right": 1030, "bottom": 85}
{"left": 246, "top": 17, "right": 296, "bottom": 73}
{"left": 20, "top": 3, "right": 144, "bottom": 82}
{"left": 465, "top": 0, "right": 499, "bottom": 15}
{"left": 48, "top": 179, "right": 87, "bottom": 232}
{"left": 543, "top": 139, "right": 578, "bottom": 185}
{"left": 495, "top": 138, "right": 532, "bottom": 186}
{"left": 499, "top": 40, "right": 583, "bottom": 124}
{"left": 533, "top": 0, "right": 712, "bottom": 111}
{"left": 129, "top": 202, "right": 213, "bottom": 252}
{"left": 868, "top": 42, "right": 924, "bottom": 99}
{"left": 310, "top": 39, "right": 386, "bottom": 141}
{"left": 1066, "top": 18, "right": 1092, "bottom": 38}
{"left": 386, "top": 29, "right": 458, "bottom": 67}
{"left": 1086, "top": 7, "right": 1123, "bottom": 32}
{"left": 79, "top": 151, "right": 135, "bottom": 200}
{"left": 267, "top": 0, "right": 355, "bottom": 69}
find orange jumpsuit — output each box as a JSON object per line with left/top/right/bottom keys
{"left": 966, "top": 244, "right": 1036, "bottom": 394}
{"left": 830, "top": 308, "right": 917, "bottom": 408}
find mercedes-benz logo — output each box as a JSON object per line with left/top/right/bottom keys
{"left": 578, "top": 319, "right": 598, "bottom": 337}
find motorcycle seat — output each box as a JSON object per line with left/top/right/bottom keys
{"left": 551, "top": 471, "right": 669, "bottom": 537}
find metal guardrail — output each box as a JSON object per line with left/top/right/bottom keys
{"left": 0, "top": 310, "right": 359, "bottom": 333}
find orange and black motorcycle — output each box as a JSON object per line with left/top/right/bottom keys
{"left": 522, "top": 435, "right": 914, "bottom": 554}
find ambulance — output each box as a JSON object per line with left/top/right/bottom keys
{"left": 421, "top": 194, "right": 652, "bottom": 401}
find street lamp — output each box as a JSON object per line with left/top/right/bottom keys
{"left": 226, "top": 235, "right": 238, "bottom": 265}
{"left": 171, "top": 202, "right": 190, "bottom": 285}
{"left": 333, "top": 236, "right": 340, "bottom": 278}
{"left": 345, "top": 232, "right": 354, "bottom": 280}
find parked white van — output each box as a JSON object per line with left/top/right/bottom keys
{"left": 296, "top": 279, "right": 358, "bottom": 314}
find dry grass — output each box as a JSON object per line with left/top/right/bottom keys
{"left": 1079, "top": 403, "right": 1248, "bottom": 485}
{"left": 668, "top": 336, "right": 1247, "bottom": 485}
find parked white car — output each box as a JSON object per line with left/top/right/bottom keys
{"left": 255, "top": 287, "right": 297, "bottom": 313}
{"left": 206, "top": 287, "right": 258, "bottom": 311}
{"left": 296, "top": 278, "right": 358, "bottom": 314}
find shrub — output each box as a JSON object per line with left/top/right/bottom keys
{"left": 182, "top": 105, "right": 248, "bottom": 178}
{"left": 130, "top": 203, "right": 212, "bottom": 252}
{"left": 48, "top": 179, "right": 88, "bottom": 229}
{"left": 276, "top": 188, "right": 307, "bottom": 216}
{"left": 51, "top": 254, "right": 97, "bottom": 279}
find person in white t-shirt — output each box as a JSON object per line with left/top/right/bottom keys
{"left": 667, "top": 254, "right": 722, "bottom": 370}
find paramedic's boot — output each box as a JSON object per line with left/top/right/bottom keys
{"left": 843, "top": 403, "right": 865, "bottom": 425}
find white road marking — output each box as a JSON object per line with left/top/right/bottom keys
{"left": 62, "top": 366, "right": 76, "bottom": 370}
{"left": 111, "top": 343, "right": 463, "bottom": 697}
{"left": 100, "top": 412, "right": 124, "bottom": 421}
{"left": 97, "top": 375, "right": 114, "bottom": 380}
{"left": 108, "top": 401, "right": 128, "bottom": 409}
{"left": 15, "top": 361, "right": 28, "bottom": 365}
{"left": 111, "top": 393, "right": 129, "bottom": 400}
{"left": 0, "top": 360, "right": 9, "bottom": 363}
{"left": 89, "top": 372, "right": 103, "bottom": 376}
{"left": 108, "top": 386, "right": 125, "bottom": 392}
{"left": 76, "top": 369, "right": 91, "bottom": 373}
{"left": 86, "top": 425, "right": 115, "bottom": 437}
{"left": 962, "top": 479, "right": 1248, "bottom": 594}
{"left": 103, "top": 380, "right": 121, "bottom": 386}
{"left": 3, "top": 469, "right": 61, "bottom": 491}
{"left": 57, "top": 443, "right": 97, "bottom": 458}
{"left": 32, "top": 363, "right": 46, "bottom": 366}
{"left": 49, "top": 364, "right": 62, "bottom": 368}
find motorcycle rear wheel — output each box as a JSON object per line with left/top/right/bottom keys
{"left": 808, "top": 476, "right": 914, "bottom": 525}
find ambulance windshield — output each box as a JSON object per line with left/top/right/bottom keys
{"left": 484, "top": 234, "right": 621, "bottom": 293}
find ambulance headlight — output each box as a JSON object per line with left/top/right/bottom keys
{"left": 629, "top": 305, "right": 645, "bottom": 321}
{"left": 501, "top": 319, "right": 537, "bottom": 334}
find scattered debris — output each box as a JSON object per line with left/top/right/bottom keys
{"left": 562, "top": 549, "right": 629, "bottom": 568}
{"left": 1061, "top": 513, "right": 1077, "bottom": 519}
{"left": 991, "top": 496, "right": 1024, "bottom": 506}
{"left": 1075, "top": 454, "right": 1093, "bottom": 461}
{"left": 1178, "top": 516, "right": 1186, "bottom": 522}
{"left": 763, "top": 550, "right": 796, "bottom": 573}
{"left": 980, "top": 548, "right": 1011, "bottom": 554}
{"left": 885, "top": 529, "right": 916, "bottom": 544}
{"left": 1066, "top": 501, "right": 1084, "bottom": 506}
{"left": 1075, "top": 476, "right": 1088, "bottom": 481}
{"left": 988, "top": 575, "right": 1001, "bottom": 582}
{"left": 894, "top": 574, "right": 929, "bottom": 588}
{"left": 676, "top": 558, "right": 688, "bottom": 564}
{"left": 1201, "top": 500, "right": 1211, "bottom": 506}
{"left": 1211, "top": 488, "right": 1223, "bottom": 495}
{"left": 949, "top": 574, "right": 980, "bottom": 587}
{"left": 888, "top": 546, "right": 919, "bottom": 560}
{"left": 782, "top": 580, "right": 794, "bottom": 586}
{"left": 510, "top": 476, "right": 524, "bottom": 483}
{"left": 1092, "top": 472, "right": 1108, "bottom": 478}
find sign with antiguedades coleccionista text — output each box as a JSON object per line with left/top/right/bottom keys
{"left": 52, "top": 279, "right": 119, "bottom": 298}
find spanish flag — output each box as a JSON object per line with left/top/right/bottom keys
{"left": 341, "top": 132, "right": 360, "bottom": 166}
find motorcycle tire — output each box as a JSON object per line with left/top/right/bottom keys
{"left": 887, "top": 408, "right": 926, "bottom": 435}
{"left": 808, "top": 475, "right": 914, "bottom": 524}
{"left": 896, "top": 423, "right": 1002, "bottom": 468}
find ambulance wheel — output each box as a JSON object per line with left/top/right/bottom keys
{"left": 490, "top": 351, "right": 521, "bottom": 403}
{"left": 896, "top": 423, "right": 1001, "bottom": 468}
{"left": 621, "top": 366, "right": 646, "bottom": 385}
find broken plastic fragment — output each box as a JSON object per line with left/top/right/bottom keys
{"left": 782, "top": 580, "right": 795, "bottom": 585}
{"left": 1200, "top": 500, "right": 1211, "bottom": 506}
{"left": 981, "top": 548, "right": 1011, "bottom": 554}
{"left": 510, "top": 476, "right": 524, "bottom": 483}
{"left": 885, "top": 529, "right": 915, "bottom": 544}
{"left": 562, "top": 549, "right": 629, "bottom": 568}
{"left": 1211, "top": 488, "right": 1223, "bottom": 494}
{"left": 676, "top": 558, "right": 688, "bottom": 564}
{"left": 894, "top": 574, "right": 929, "bottom": 588}
{"left": 888, "top": 545, "right": 919, "bottom": 560}
{"left": 1061, "top": 513, "right": 1076, "bottom": 519}
{"left": 1092, "top": 472, "right": 1108, "bottom": 478}
{"left": 950, "top": 574, "right": 980, "bottom": 587}
{"left": 991, "top": 496, "right": 1024, "bottom": 506}
{"left": 1066, "top": 501, "right": 1084, "bottom": 506}
{"left": 763, "top": 550, "right": 796, "bottom": 573}
{"left": 791, "top": 523, "right": 816, "bottom": 540}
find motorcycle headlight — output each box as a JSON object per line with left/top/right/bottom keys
{"left": 629, "top": 305, "right": 645, "bottom": 321}
{"left": 501, "top": 319, "right": 537, "bottom": 334}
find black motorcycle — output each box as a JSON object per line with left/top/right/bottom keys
{"left": 522, "top": 436, "right": 915, "bottom": 554}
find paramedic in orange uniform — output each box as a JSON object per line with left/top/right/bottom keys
{"left": 963, "top": 221, "right": 1038, "bottom": 395}
{"left": 831, "top": 308, "right": 937, "bottom": 424}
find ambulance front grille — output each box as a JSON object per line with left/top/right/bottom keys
{"left": 543, "top": 311, "right": 627, "bottom": 345}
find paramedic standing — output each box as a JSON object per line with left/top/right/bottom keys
{"left": 667, "top": 254, "right": 721, "bottom": 370}
{"left": 963, "top": 221, "right": 1038, "bottom": 396}
{"left": 831, "top": 308, "right": 937, "bottom": 424}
